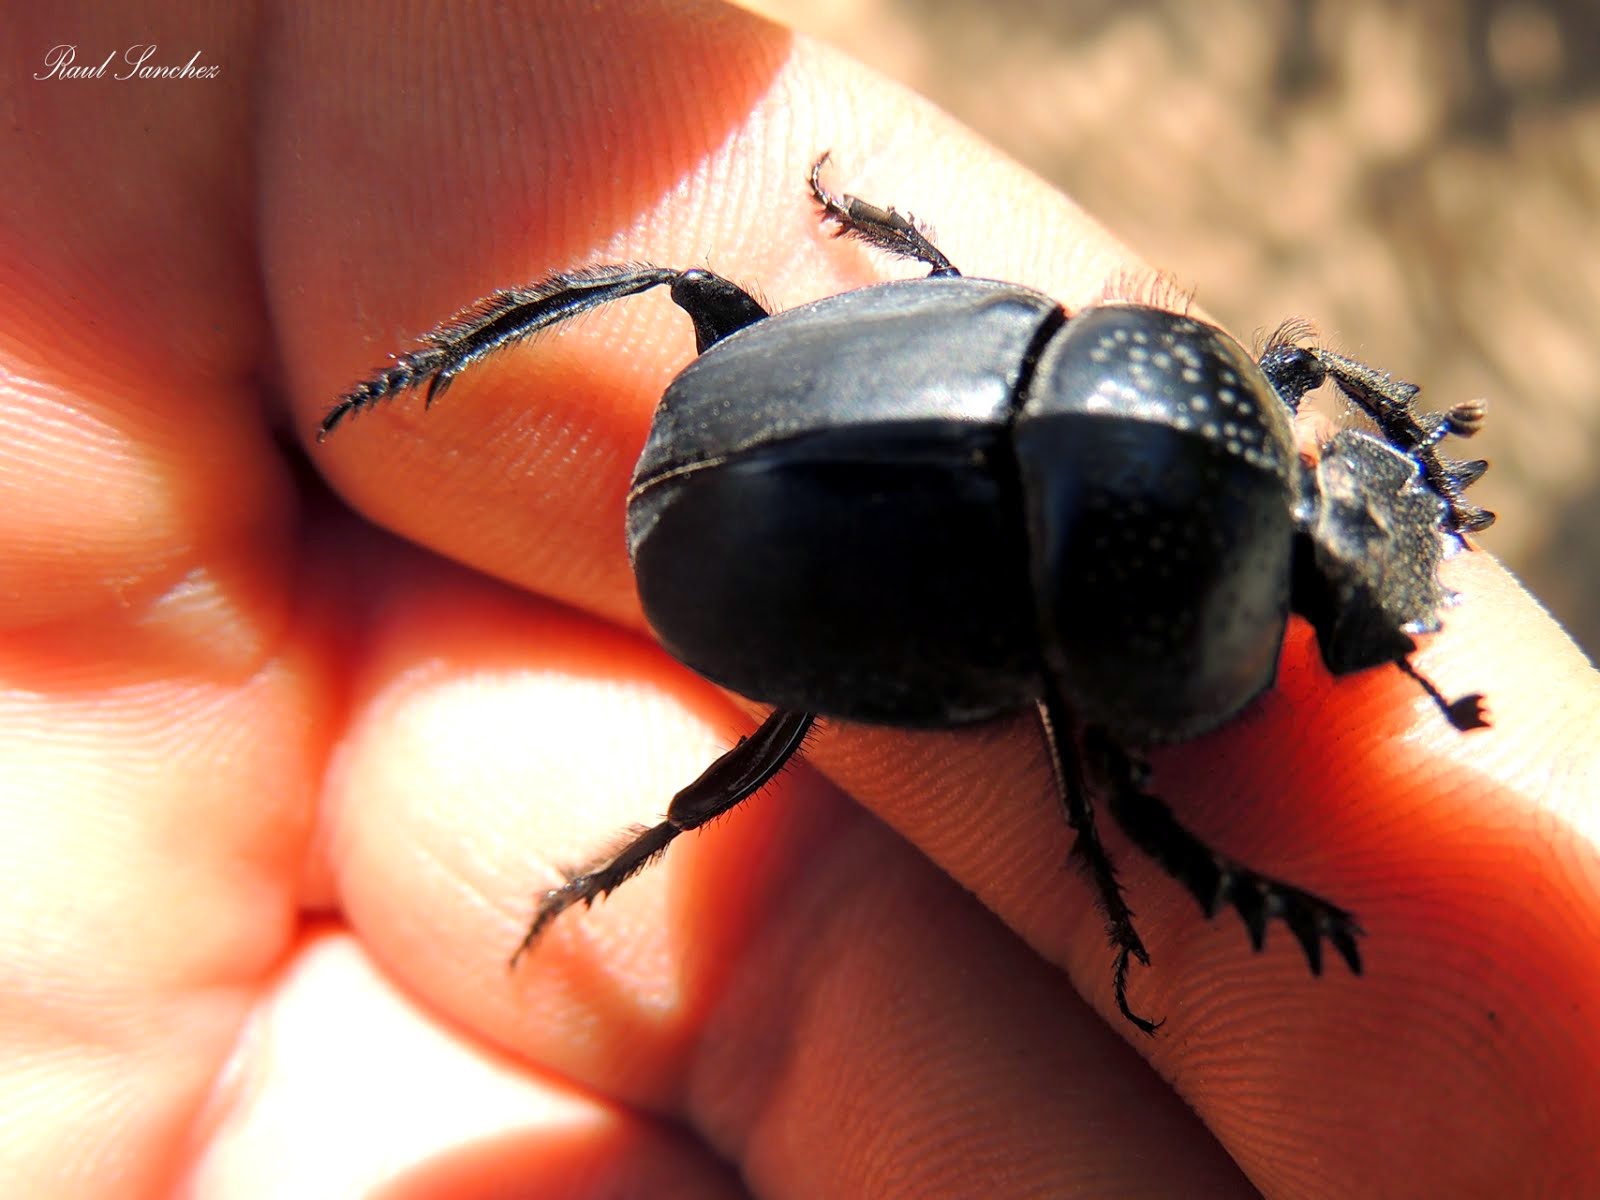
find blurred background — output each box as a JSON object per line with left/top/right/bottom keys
{"left": 742, "top": 0, "right": 1599, "bottom": 661}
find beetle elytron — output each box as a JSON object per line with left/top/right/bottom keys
{"left": 322, "top": 155, "right": 1493, "bottom": 1032}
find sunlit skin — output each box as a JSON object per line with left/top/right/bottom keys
{"left": 4, "top": 4, "right": 1599, "bottom": 1197}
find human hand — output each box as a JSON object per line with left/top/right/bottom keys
{"left": 6, "top": 3, "right": 1599, "bottom": 1196}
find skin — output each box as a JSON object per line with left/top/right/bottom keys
{"left": 4, "top": 3, "right": 1599, "bottom": 1196}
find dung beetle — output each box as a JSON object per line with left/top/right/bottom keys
{"left": 321, "top": 155, "right": 1495, "bottom": 1033}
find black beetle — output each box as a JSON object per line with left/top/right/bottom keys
{"left": 321, "top": 155, "right": 1494, "bottom": 1033}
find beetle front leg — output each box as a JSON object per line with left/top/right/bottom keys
{"left": 1309, "top": 349, "right": 1494, "bottom": 539}
{"left": 510, "top": 708, "right": 816, "bottom": 966}
{"left": 1257, "top": 333, "right": 1493, "bottom": 539}
{"left": 1086, "top": 730, "right": 1365, "bottom": 981}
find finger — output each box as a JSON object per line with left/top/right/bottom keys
{"left": 276, "top": 2, "right": 1600, "bottom": 1194}
{"left": 1082, "top": 554, "right": 1600, "bottom": 1194}
{"left": 323, "top": 567, "right": 1255, "bottom": 1195}
{"left": 192, "top": 930, "right": 749, "bottom": 1200}
{"left": 324, "top": 542, "right": 1600, "bottom": 1195}
{"left": 288, "top": 16, "right": 1133, "bottom": 630}
{"left": 0, "top": 9, "right": 337, "bottom": 1197}
{"left": 786, "top": 558, "right": 1600, "bottom": 1195}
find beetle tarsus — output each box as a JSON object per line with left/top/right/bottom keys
{"left": 511, "top": 822, "right": 676, "bottom": 968}
{"left": 509, "top": 709, "right": 815, "bottom": 967}
{"left": 1112, "top": 944, "right": 1162, "bottom": 1036}
{"left": 1038, "top": 689, "right": 1162, "bottom": 1035}
{"left": 1089, "top": 731, "right": 1366, "bottom": 980}
{"left": 809, "top": 152, "right": 960, "bottom": 278}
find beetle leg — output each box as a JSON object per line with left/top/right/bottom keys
{"left": 809, "top": 152, "right": 960, "bottom": 278}
{"left": 1037, "top": 686, "right": 1160, "bottom": 1034}
{"left": 509, "top": 708, "right": 816, "bottom": 967}
{"left": 1257, "top": 337, "right": 1493, "bottom": 540}
{"left": 1309, "top": 349, "right": 1494, "bottom": 539}
{"left": 1086, "top": 730, "right": 1365, "bottom": 984}
{"left": 320, "top": 265, "right": 769, "bottom": 438}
